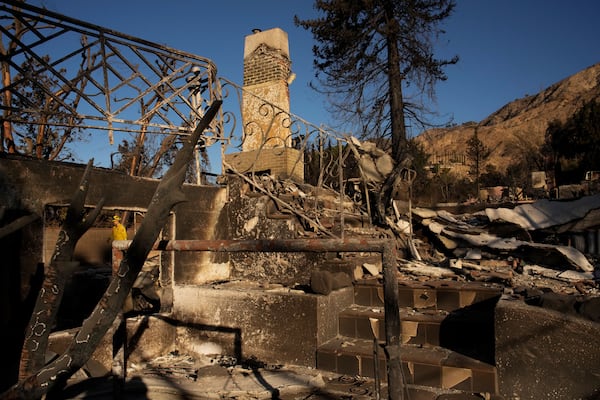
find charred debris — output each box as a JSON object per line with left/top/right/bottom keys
{"left": 226, "top": 135, "right": 600, "bottom": 322}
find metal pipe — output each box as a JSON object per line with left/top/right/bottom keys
{"left": 338, "top": 140, "right": 345, "bottom": 239}
{"left": 382, "top": 241, "right": 404, "bottom": 400}
{"left": 113, "top": 238, "right": 390, "bottom": 253}
{"left": 369, "top": 317, "right": 382, "bottom": 400}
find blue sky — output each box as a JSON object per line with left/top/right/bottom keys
{"left": 26, "top": 0, "right": 600, "bottom": 166}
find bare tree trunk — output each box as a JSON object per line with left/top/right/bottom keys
{"left": 1, "top": 100, "right": 221, "bottom": 400}
{"left": 19, "top": 160, "right": 105, "bottom": 379}
{"left": 384, "top": 1, "right": 407, "bottom": 163}
{"left": 1, "top": 6, "right": 26, "bottom": 154}
{"left": 371, "top": 1, "right": 408, "bottom": 226}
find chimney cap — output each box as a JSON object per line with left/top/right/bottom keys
{"left": 252, "top": 28, "right": 262, "bottom": 34}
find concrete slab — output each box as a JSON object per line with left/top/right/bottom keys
{"left": 59, "top": 364, "right": 378, "bottom": 399}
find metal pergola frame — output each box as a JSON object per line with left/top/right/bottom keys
{"left": 0, "top": 0, "right": 222, "bottom": 143}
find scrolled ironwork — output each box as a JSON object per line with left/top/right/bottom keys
{"left": 217, "top": 77, "right": 372, "bottom": 231}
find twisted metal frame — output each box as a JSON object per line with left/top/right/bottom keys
{"left": 0, "top": 0, "right": 222, "bottom": 145}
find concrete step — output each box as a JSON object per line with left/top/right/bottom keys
{"left": 338, "top": 297, "right": 497, "bottom": 364}
{"left": 348, "top": 279, "right": 501, "bottom": 365}
{"left": 354, "top": 278, "right": 502, "bottom": 312}
{"left": 317, "top": 336, "right": 499, "bottom": 394}
{"left": 338, "top": 304, "right": 447, "bottom": 346}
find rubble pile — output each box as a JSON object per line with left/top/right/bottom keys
{"left": 239, "top": 167, "right": 600, "bottom": 308}
{"left": 244, "top": 168, "right": 600, "bottom": 320}
{"left": 393, "top": 195, "right": 600, "bottom": 320}
{"left": 141, "top": 351, "right": 199, "bottom": 381}
{"left": 44, "top": 166, "right": 600, "bottom": 399}
{"left": 238, "top": 172, "right": 370, "bottom": 237}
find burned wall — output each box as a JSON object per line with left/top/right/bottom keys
{"left": 0, "top": 153, "right": 227, "bottom": 283}
{"left": 0, "top": 154, "right": 227, "bottom": 391}
{"left": 220, "top": 177, "right": 324, "bottom": 287}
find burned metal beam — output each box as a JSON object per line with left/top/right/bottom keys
{"left": 123, "top": 238, "right": 389, "bottom": 252}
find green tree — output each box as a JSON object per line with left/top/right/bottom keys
{"left": 295, "top": 0, "right": 458, "bottom": 163}
{"left": 423, "top": 166, "right": 471, "bottom": 204}
{"left": 506, "top": 162, "right": 532, "bottom": 199}
{"left": 434, "top": 165, "right": 454, "bottom": 203}
{"left": 480, "top": 164, "right": 504, "bottom": 187}
{"left": 405, "top": 138, "right": 431, "bottom": 198}
{"left": 466, "top": 127, "right": 490, "bottom": 197}
{"left": 545, "top": 99, "right": 600, "bottom": 184}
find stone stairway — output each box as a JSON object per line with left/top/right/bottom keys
{"left": 316, "top": 275, "right": 504, "bottom": 398}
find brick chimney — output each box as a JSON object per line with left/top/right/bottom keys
{"left": 242, "top": 27, "right": 291, "bottom": 150}
{"left": 224, "top": 27, "right": 304, "bottom": 182}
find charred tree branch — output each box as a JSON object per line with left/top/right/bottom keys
{"left": 19, "top": 160, "right": 105, "bottom": 380}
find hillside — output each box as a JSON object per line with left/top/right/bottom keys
{"left": 415, "top": 62, "right": 600, "bottom": 175}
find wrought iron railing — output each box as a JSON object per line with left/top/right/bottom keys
{"left": 217, "top": 77, "right": 374, "bottom": 235}
{"left": 219, "top": 77, "right": 349, "bottom": 178}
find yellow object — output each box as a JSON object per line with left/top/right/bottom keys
{"left": 111, "top": 221, "right": 127, "bottom": 241}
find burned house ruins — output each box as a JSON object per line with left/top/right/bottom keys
{"left": 1, "top": 2, "right": 599, "bottom": 399}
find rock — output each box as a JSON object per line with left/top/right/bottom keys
{"left": 310, "top": 270, "right": 352, "bottom": 295}
{"left": 310, "top": 271, "right": 333, "bottom": 295}
{"left": 536, "top": 292, "right": 578, "bottom": 316}
{"left": 362, "top": 262, "right": 381, "bottom": 276}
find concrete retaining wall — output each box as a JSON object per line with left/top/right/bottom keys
{"left": 495, "top": 298, "right": 600, "bottom": 399}
{"left": 169, "top": 284, "right": 353, "bottom": 367}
